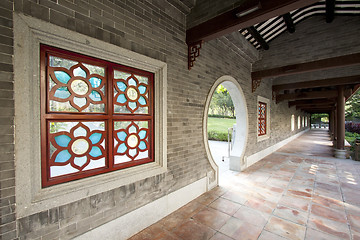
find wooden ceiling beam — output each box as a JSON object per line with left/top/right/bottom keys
{"left": 253, "top": 53, "right": 360, "bottom": 81}
{"left": 276, "top": 90, "right": 338, "bottom": 103}
{"left": 326, "top": 0, "right": 335, "bottom": 23}
{"left": 246, "top": 26, "right": 269, "bottom": 50}
{"left": 288, "top": 99, "right": 336, "bottom": 107}
{"left": 296, "top": 104, "right": 335, "bottom": 110}
{"left": 273, "top": 75, "right": 360, "bottom": 92}
{"left": 282, "top": 13, "right": 295, "bottom": 33}
{"left": 301, "top": 107, "right": 336, "bottom": 112}
{"left": 186, "top": 0, "right": 320, "bottom": 44}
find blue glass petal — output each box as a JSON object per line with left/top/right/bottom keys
{"left": 117, "top": 143, "right": 127, "bottom": 154}
{"left": 89, "top": 146, "right": 102, "bottom": 157}
{"left": 74, "top": 156, "right": 87, "bottom": 167}
{"left": 54, "top": 71, "right": 71, "bottom": 84}
{"left": 117, "top": 94, "right": 127, "bottom": 104}
{"left": 138, "top": 141, "right": 146, "bottom": 150}
{"left": 138, "top": 130, "right": 147, "bottom": 140}
{"left": 55, "top": 150, "right": 71, "bottom": 163}
{"left": 117, "top": 131, "right": 127, "bottom": 141}
{"left": 54, "top": 87, "right": 71, "bottom": 99}
{"left": 89, "top": 90, "right": 102, "bottom": 102}
{"left": 117, "top": 82, "right": 127, "bottom": 92}
{"left": 73, "top": 66, "right": 87, "bottom": 78}
{"left": 128, "top": 78, "right": 136, "bottom": 86}
{"left": 89, "top": 77, "right": 102, "bottom": 88}
{"left": 54, "top": 135, "right": 71, "bottom": 147}
{"left": 89, "top": 132, "right": 102, "bottom": 144}
{"left": 138, "top": 85, "right": 146, "bottom": 94}
{"left": 138, "top": 96, "right": 146, "bottom": 105}
{"left": 128, "top": 102, "right": 137, "bottom": 110}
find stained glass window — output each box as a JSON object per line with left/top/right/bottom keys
{"left": 41, "top": 45, "right": 154, "bottom": 187}
{"left": 258, "top": 102, "right": 267, "bottom": 136}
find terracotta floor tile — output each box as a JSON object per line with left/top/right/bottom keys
{"left": 349, "top": 214, "right": 360, "bottom": 230}
{"left": 311, "top": 204, "right": 347, "bottom": 223}
{"left": 312, "top": 195, "right": 344, "bottom": 211}
{"left": 128, "top": 130, "right": 360, "bottom": 240}
{"left": 233, "top": 206, "right": 270, "bottom": 228}
{"left": 279, "top": 194, "right": 310, "bottom": 212}
{"left": 244, "top": 197, "right": 276, "bottom": 214}
{"left": 221, "top": 190, "right": 248, "bottom": 205}
{"left": 196, "top": 193, "right": 220, "bottom": 206}
{"left": 264, "top": 216, "right": 306, "bottom": 240}
{"left": 158, "top": 213, "right": 187, "bottom": 231}
{"left": 128, "top": 230, "right": 153, "bottom": 240}
{"left": 152, "top": 231, "right": 181, "bottom": 240}
{"left": 193, "top": 207, "right": 231, "bottom": 230}
{"left": 208, "top": 186, "right": 229, "bottom": 197}
{"left": 219, "top": 217, "right": 263, "bottom": 240}
{"left": 313, "top": 189, "right": 343, "bottom": 201}
{"left": 273, "top": 205, "right": 308, "bottom": 225}
{"left": 345, "top": 203, "right": 360, "bottom": 216}
{"left": 172, "top": 219, "right": 216, "bottom": 240}
{"left": 209, "top": 197, "right": 241, "bottom": 216}
{"left": 287, "top": 189, "right": 312, "bottom": 198}
{"left": 305, "top": 228, "right": 341, "bottom": 240}
{"left": 174, "top": 201, "right": 205, "bottom": 219}
{"left": 209, "top": 232, "right": 234, "bottom": 240}
{"left": 288, "top": 183, "right": 314, "bottom": 193}
{"left": 257, "top": 230, "right": 288, "bottom": 240}
{"left": 308, "top": 215, "right": 350, "bottom": 239}
{"left": 352, "top": 227, "right": 360, "bottom": 240}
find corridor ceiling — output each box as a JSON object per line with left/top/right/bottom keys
{"left": 186, "top": 0, "right": 360, "bottom": 114}
{"left": 240, "top": 0, "right": 360, "bottom": 50}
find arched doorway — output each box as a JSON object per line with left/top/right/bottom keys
{"left": 203, "top": 76, "right": 248, "bottom": 186}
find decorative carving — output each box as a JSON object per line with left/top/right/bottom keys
{"left": 272, "top": 90, "right": 277, "bottom": 101}
{"left": 188, "top": 41, "right": 202, "bottom": 70}
{"left": 252, "top": 78, "right": 261, "bottom": 92}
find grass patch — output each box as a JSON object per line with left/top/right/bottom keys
{"left": 345, "top": 131, "right": 360, "bottom": 146}
{"left": 207, "top": 117, "right": 236, "bottom": 141}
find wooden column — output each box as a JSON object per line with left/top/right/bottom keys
{"left": 335, "top": 86, "right": 346, "bottom": 158}
{"left": 330, "top": 110, "right": 335, "bottom": 140}
{"left": 334, "top": 109, "right": 337, "bottom": 146}
{"left": 336, "top": 86, "right": 345, "bottom": 150}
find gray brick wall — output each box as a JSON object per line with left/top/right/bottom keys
{"left": 186, "top": 0, "right": 246, "bottom": 29}
{"left": 0, "top": 1, "right": 16, "bottom": 240}
{"left": 2, "top": 0, "right": 308, "bottom": 239}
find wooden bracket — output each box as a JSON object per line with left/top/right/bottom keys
{"left": 188, "top": 41, "right": 202, "bottom": 70}
{"left": 272, "top": 91, "right": 277, "bottom": 101}
{"left": 252, "top": 78, "right": 261, "bottom": 92}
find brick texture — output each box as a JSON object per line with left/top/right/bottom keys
{"left": 3, "top": 0, "right": 312, "bottom": 239}
{"left": 0, "top": 0, "right": 15, "bottom": 240}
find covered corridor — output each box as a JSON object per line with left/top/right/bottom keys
{"left": 129, "top": 130, "right": 360, "bottom": 240}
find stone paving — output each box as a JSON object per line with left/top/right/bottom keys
{"left": 129, "top": 130, "right": 360, "bottom": 240}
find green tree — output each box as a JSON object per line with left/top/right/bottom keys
{"left": 346, "top": 89, "right": 360, "bottom": 121}
{"left": 311, "top": 113, "right": 329, "bottom": 123}
{"left": 209, "top": 85, "right": 235, "bottom": 117}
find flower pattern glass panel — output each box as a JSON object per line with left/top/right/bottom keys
{"left": 48, "top": 56, "right": 106, "bottom": 113}
{"left": 41, "top": 45, "right": 154, "bottom": 187}
{"left": 49, "top": 121, "right": 106, "bottom": 178}
{"left": 113, "top": 70, "right": 149, "bottom": 114}
{"left": 258, "top": 102, "right": 267, "bottom": 136}
{"left": 113, "top": 121, "right": 150, "bottom": 164}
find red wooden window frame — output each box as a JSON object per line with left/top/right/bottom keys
{"left": 40, "top": 45, "right": 154, "bottom": 187}
{"left": 258, "top": 101, "right": 267, "bottom": 136}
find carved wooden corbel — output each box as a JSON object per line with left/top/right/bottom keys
{"left": 188, "top": 41, "right": 202, "bottom": 70}
{"left": 252, "top": 78, "right": 261, "bottom": 92}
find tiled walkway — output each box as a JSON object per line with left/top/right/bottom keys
{"left": 129, "top": 130, "right": 360, "bottom": 240}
